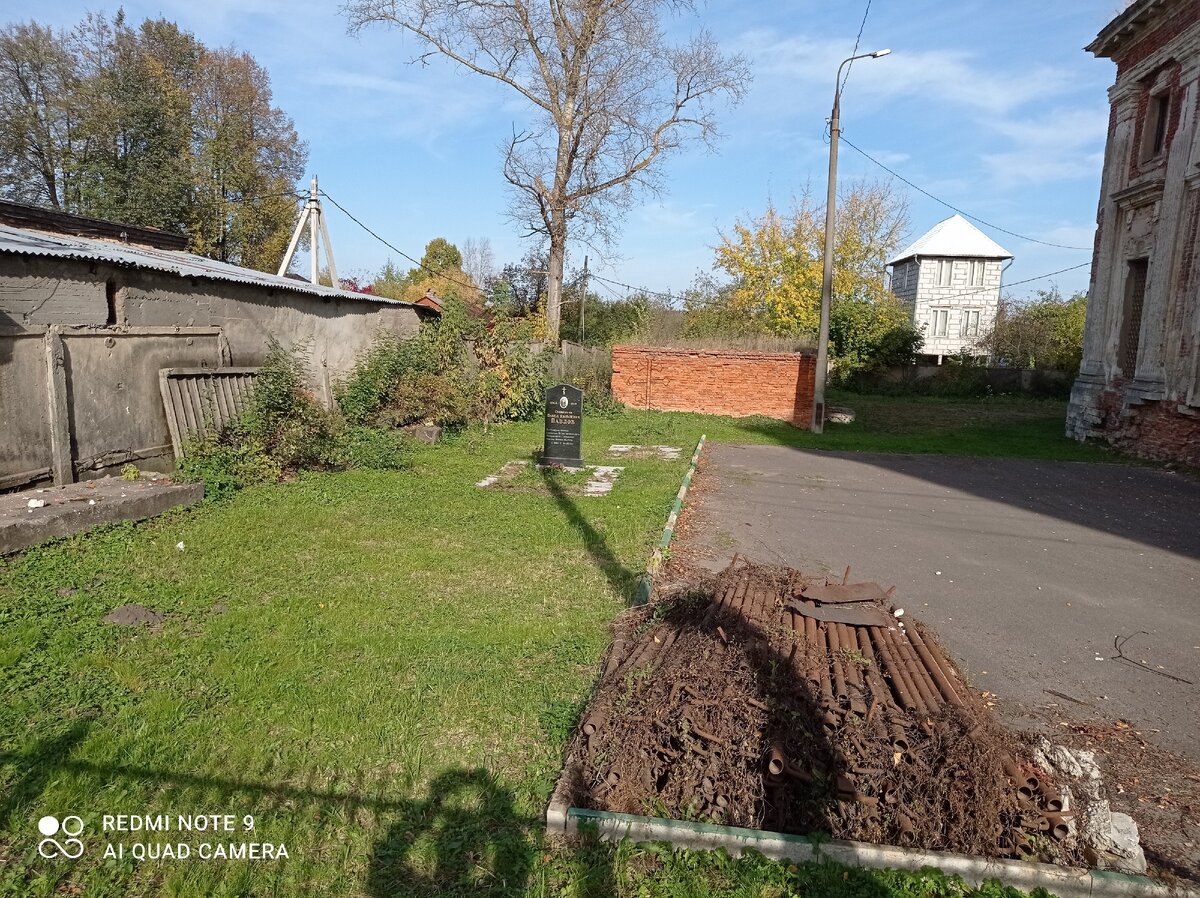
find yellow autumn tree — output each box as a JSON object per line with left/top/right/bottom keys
{"left": 713, "top": 181, "right": 909, "bottom": 336}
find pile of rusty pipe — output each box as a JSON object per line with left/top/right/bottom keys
{"left": 882, "top": 626, "right": 941, "bottom": 713}
{"left": 855, "top": 628, "right": 892, "bottom": 709}
{"left": 906, "top": 625, "right": 964, "bottom": 707}
{"left": 614, "top": 626, "right": 670, "bottom": 679}
{"left": 868, "top": 626, "right": 923, "bottom": 714}
{"left": 1003, "top": 756, "right": 1039, "bottom": 801}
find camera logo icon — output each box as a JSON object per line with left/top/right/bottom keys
{"left": 37, "top": 815, "right": 84, "bottom": 859}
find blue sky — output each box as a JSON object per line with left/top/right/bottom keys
{"left": 28, "top": 1, "right": 1124, "bottom": 300}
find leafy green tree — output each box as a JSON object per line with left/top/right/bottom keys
{"left": 979, "top": 288, "right": 1087, "bottom": 370}
{"left": 713, "top": 181, "right": 908, "bottom": 336}
{"left": 409, "top": 237, "right": 464, "bottom": 283}
{"left": 0, "top": 20, "right": 85, "bottom": 209}
{"left": 0, "top": 12, "right": 306, "bottom": 270}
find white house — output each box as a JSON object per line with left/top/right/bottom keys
{"left": 887, "top": 214, "right": 1013, "bottom": 363}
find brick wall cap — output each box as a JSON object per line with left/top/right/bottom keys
{"left": 613, "top": 344, "right": 815, "bottom": 362}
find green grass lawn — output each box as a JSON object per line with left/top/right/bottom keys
{"left": 0, "top": 396, "right": 1111, "bottom": 896}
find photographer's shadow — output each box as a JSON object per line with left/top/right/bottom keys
{"left": 366, "top": 767, "right": 535, "bottom": 898}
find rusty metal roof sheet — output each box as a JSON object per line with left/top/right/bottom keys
{"left": 0, "top": 223, "right": 416, "bottom": 308}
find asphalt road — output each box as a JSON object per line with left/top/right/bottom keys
{"left": 680, "top": 444, "right": 1200, "bottom": 758}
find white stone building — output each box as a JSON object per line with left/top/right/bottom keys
{"left": 887, "top": 214, "right": 1013, "bottom": 363}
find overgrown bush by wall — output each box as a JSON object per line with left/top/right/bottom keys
{"left": 178, "top": 340, "right": 409, "bottom": 498}
{"left": 336, "top": 297, "right": 552, "bottom": 429}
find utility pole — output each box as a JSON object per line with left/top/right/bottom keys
{"left": 579, "top": 255, "right": 588, "bottom": 344}
{"left": 812, "top": 49, "right": 890, "bottom": 433}
{"left": 278, "top": 175, "right": 338, "bottom": 286}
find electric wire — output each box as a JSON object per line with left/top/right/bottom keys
{"left": 317, "top": 188, "right": 483, "bottom": 294}
{"left": 841, "top": 135, "right": 1094, "bottom": 251}
{"left": 840, "top": 0, "right": 873, "bottom": 95}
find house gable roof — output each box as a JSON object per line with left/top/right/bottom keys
{"left": 887, "top": 214, "right": 1013, "bottom": 266}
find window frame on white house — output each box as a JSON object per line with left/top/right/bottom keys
{"left": 967, "top": 260, "right": 985, "bottom": 286}
{"left": 936, "top": 259, "right": 953, "bottom": 287}
{"left": 931, "top": 309, "right": 950, "bottom": 337}
{"left": 961, "top": 309, "right": 981, "bottom": 337}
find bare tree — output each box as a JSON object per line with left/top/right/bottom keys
{"left": 343, "top": 0, "right": 750, "bottom": 341}
{"left": 460, "top": 235, "right": 496, "bottom": 288}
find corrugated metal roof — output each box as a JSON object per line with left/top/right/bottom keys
{"left": 0, "top": 223, "right": 416, "bottom": 308}
{"left": 887, "top": 214, "right": 1014, "bottom": 266}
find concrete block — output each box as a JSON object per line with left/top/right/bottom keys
{"left": 0, "top": 477, "right": 203, "bottom": 555}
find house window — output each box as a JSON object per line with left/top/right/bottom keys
{"left": 1119, "top": 259, "right": 1149, "bottom": 375}
{"left": 1141, "top": 91, "right": 1171, "bottom": 161}
{"left": 931, "top": 309, "right": 949, "bottom": 337}
{"left": 936, "top": 260, "right": 953, "bottom": 287}
{"left": 961, "top": 309, "right": 981, "bottom": 337}
{"left": 968, "top": 260, "right": 985, "bottom": 286}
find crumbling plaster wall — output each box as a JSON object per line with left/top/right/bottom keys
{"left": 0, "top": 255, "right": 425, "bottom": 489}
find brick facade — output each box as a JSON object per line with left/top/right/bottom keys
{"left": 1067, "top": 0, "right": 1200, "bottom": 465}
{"left": 611, "top": 345, "right": 816, "bottom": 428}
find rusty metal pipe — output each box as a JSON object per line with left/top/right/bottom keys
{"left": 766, "top": 745, "right": 787, "bottom": 776}
{"left": 1043, "top": 812, "right": 1071, "bottom": 840}
{"left": 827, "top": 623, "right": 849, "bottom": 701}
{"left": 804, "top": 612, "right": 820, "bottom": 684}
{"left": 582, "top": 712, "right": 606, "bottom": 736}
{"left": 906, "top": 625, "right": 964, "bottom": 707}
{"left": 916, "top": 629, "right": 966, "bottom": 700}
{"left": 817, "top": 624, "right": 835, "bottom": 709}
{"left": 603, "top": 638, "right": 628, "bottom": 679}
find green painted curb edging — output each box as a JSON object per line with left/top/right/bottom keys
{"left": 633, "top": 434, "right": 705, "bottom": 606}
{"left": 545, "top": 806, "right": 1191, "bottom": 898}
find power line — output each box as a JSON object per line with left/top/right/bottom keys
{"left": 317, "top": 189, "right": 483, "bottom": 294}
{"left": 840, "top": 0, "right": 873, "bottom": 95}
{"left": 916, "top": 261, "right": 1091, "bottom": 303}
{"left": 840, "top": 135, "right": 1095, "bottom": 252}
{"left": 589, "top": 272, "right": 674, "bottom": 300}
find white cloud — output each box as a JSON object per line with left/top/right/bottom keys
{"left": 735, "top": 31, "right": 1078, "bottom": 116}
{"left": 981, "top": 106, "right": 1108, "bottom": 186}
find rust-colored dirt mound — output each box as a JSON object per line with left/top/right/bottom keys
{"left": 568, "top": 560, "right": 1084, "bottom": 864}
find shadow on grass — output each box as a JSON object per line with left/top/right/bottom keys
{"left": 538, "top": 464, "right": 638, "bottom": 603}
{"left": 0, "top": 722, "right": 93, "bottom": 824}
{"left": 0, "top": 745, "right": 595, "bottom": 897}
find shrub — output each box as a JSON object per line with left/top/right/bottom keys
{"left": 178, "top": 341, "right": 410, "bottom": 498}
{"left": 177, "top": 431, "right": 282, "bottom": 500}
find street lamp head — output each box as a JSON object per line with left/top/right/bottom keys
{"left": 870, "top": 48, "right": 891, "bottom": 58}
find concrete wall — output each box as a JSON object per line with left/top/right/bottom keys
{"left": 1067, "top": 2, "right": 1200, "bottom": 465}
{"left": 1, "top": 254, "right": 426, "bottom": 489}
{"left": 611, "top": 345, "right": 815, "bottom": 427}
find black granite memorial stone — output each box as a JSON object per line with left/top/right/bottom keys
{"left": 541, "top": 384, "right": 583, "bottom": 467}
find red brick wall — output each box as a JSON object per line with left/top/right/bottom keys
{"left": 611, "top": 345, "right": 816, "bottom": 428}
{"left": 1095, "top": 383, "right": 1200, "bottom": 465}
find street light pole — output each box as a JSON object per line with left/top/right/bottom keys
{"left": 811, "top": 49, "right": 890, "bottom": 433}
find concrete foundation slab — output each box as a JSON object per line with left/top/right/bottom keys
{"left": 1, "top": 476, "right": 203, "bottom": 555}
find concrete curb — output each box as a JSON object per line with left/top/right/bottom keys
{"left": 632, "top": 434, "right": 705, "bottom": 606}
{"left": 544, "top": 806, "right": 1192, "bottom": 898}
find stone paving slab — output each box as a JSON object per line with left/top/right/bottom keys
{"left": 1, "top": 477, "right": 204, "bottom": 556}
{"left": 475, "top": 460, "right": 624, "bottom": 496}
